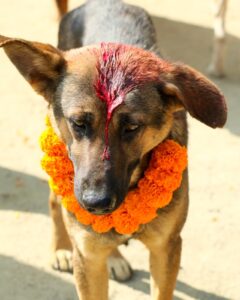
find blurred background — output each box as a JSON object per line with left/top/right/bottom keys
{"left": 0, "top": 0, "right": 239, "bottom": 299}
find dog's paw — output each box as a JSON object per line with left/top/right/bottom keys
{"left": 51, "top": 249, "right": 73, "bottom": 273}
{"left": 107, "top": 254, "right": 133, "bottom": 282}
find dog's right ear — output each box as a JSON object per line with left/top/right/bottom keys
{"left": 159, "top": 63, "right": 227, "bottom": 128}
{"left": 0, "top": 35, "right": 66, "bottom": 102}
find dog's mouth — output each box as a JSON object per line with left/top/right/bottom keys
{"left": 86, "top": 206, "right": 114, "bottom": 216}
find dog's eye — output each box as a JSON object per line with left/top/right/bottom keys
{"left": 70, "top": 119, "right": 89, "bottom": 137}
{"left": 124, "top": 124, "right": 139, "bottom": 133}
{"left": 122, "top": 124, "right": 141, "bottom": 139}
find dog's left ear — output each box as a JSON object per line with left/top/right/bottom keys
{"left": 0, "top": 35, "right": 66, "bottom": 102}
{"left": 159, "top": 63, "right": 227, "bottom": 128}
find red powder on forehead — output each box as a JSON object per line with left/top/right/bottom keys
{"left": 93, "top": 43, "right": 171, "bottom": 160}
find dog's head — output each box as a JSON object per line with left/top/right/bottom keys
{"left": 0, "top": 36, "right": 227, "bottom": 215}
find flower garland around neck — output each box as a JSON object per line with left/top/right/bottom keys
{"left": 40, "top": 117, "right": 187, "bottom": 235}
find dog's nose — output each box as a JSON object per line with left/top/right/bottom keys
{"left": 81, "top": 193, "right": 115, "bottom": 215}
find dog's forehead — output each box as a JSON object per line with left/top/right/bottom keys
{"left": 63, "top": 43, "right": 169, "bottom": 104}
{"left": 64, "top": 47, "right": 98, "bottom": 79}
{"left": 61, "top": 43, "right": 167, "bottom": 110}
{"left": 64, "top": 43, "right": 170, "bottom": 79}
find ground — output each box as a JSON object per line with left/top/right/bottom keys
{"left": 0, "top": 0, "right": 240, "bottom": 299}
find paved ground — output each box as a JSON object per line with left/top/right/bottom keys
{"left": 0, "top": 0, "right": 239, "bottom": 299}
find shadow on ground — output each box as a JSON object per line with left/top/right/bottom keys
{"left": 152, "top": 16, "right": 240, "bottom": 136}
{"left": 0, "top": 166, "right": 49, "bottom": 215}
{"left": 0, "top": 255, "right": 77, "bottom": 300}
{"left": 0, "top": 255, "right": 230, "bottom": 300}
{"left": 124, "top": 269, "right": 230, "bottom": 300}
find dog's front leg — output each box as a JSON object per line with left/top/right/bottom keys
{"left": 141, "top": 235, "right": 182, "bottom": 300}
{"left": 49, "top": 190, "right": 73, "bottom": 272}
{"left": 72, "top": 237, "right": 112, "bottom": 300}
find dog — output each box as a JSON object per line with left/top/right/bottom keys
{"left": 0, "top": 0, "right": 227, "bottom": 299}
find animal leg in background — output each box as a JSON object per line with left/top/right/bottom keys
{"left": 55, "top": 0, "right": 68, "bottom": 18}
{"left": 208, "top": 0, "right": 228, "bottom": 77}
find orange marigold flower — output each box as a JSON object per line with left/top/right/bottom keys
{"left": 75, "top": 208, "right": 94, "bottom": 226}
{"left": 92, "top": 215, "right": 114, "bottom": 233}
{"left": 112, "top": 205, "right": 140, "bottom": 234}
{"left": 40, "top": 117, "right": 188, "bottom": 235}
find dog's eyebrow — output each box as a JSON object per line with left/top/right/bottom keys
{"left": 118, "top": 113, "right": 145, "bottom": 125}
{"left": 68, "top": 112, "right": 94, "bottom": 123}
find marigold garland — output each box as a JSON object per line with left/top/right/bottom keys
{"left": 40, "top": 117, "right": 187, "bottom": 235}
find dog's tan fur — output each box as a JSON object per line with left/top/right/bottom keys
{"left": 0, "top": 33, "right": 226, "bottom": 300}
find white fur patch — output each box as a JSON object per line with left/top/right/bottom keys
{"left": 52, "top": 249, "right": 73, "bottom": 272}
{"left": 107, "top": 255, "right": 132, "bottom": 282}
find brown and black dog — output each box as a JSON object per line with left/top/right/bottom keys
{"left": 0, "top": 0, "right": 227, "bottom": 299}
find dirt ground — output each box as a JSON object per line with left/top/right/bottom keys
{"left": 0, "top": 0, "right": 240, "bottom": 299}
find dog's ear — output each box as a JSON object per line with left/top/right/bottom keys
{"left": 159, "top": 63, "right": 227, "bottom": 128}
{"left": 0, "top": 35, "right": 66, "bottom": 102}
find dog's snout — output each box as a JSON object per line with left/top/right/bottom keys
{"left": 82, "top": 192, "right": 116, "bottom": 215}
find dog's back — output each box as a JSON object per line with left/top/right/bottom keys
{"left": 58, "top": 0, "right": 159, "bottom": 53}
